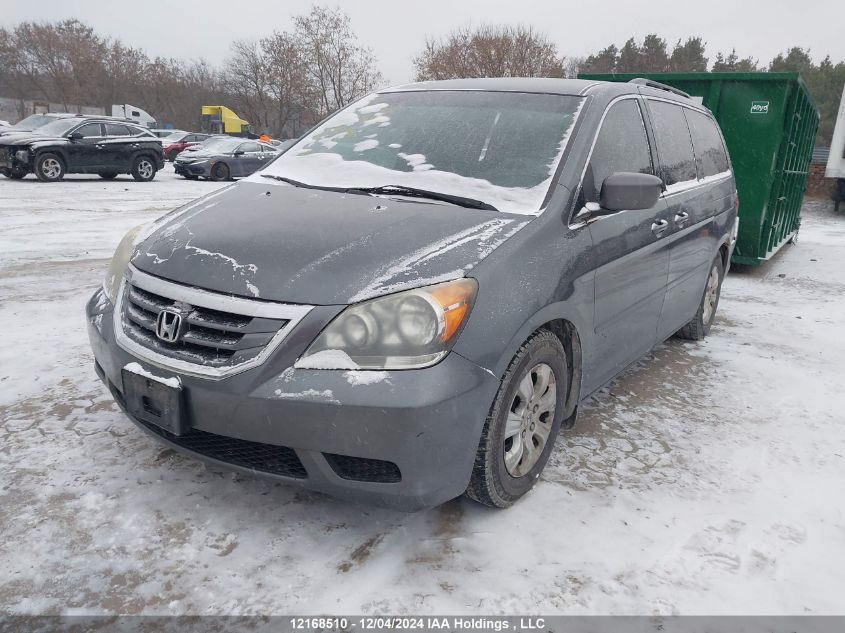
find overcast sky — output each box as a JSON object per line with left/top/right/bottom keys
{"left": 3, "top": 0, "right": 844, "bottom": 84}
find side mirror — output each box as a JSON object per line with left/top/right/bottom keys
{"left": 233, "top": 150, "right": 245, "bottom": 156}
{"left": 597, "top": 172, "right": 664, "bottom": 213}
{"left": 68, "top": 132, "right": 83, "bottom": 141}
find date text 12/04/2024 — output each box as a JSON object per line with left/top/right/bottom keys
{"left": 289, "top": 617, "right": 547, "bottom": 631}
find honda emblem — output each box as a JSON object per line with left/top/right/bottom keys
{"left": 155, "top": 310, "right": 183, "bottom": 343}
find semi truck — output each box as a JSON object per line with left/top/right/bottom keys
{"left": 111, "top": 104, "right": 156, "bottom": 128}
{"left": 200, "top": 106, "right": 252, "bottom": 136}
{"left": 825, "top": 84, "right": 845, "bottom": 212}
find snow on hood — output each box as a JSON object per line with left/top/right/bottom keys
{"left": 132, "top": 180, "right": 530, "bottom": 305}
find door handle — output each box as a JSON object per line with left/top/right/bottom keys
{"left": 95, "top": 144, "right": 104, "bottom": 150}
{"left": 674, "top": 211, "right": 690, "bottom": 227}
{"left": 651, "top": 219, "right": 669, "bottom": 236}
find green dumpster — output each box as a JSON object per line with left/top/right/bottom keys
{"left": 578, "top": 72, "right": 819, "bottom": 266}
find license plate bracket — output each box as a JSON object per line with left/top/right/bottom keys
{"left": 121, "top": 367, "right": 185, "bottom": 436}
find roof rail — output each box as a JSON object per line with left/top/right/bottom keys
{"left": 628, "top": 78, "right": 691, "bottom": 99}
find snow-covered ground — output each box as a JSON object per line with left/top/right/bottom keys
{"left": 1, "top": 168, "right": 844, "bottom": 615}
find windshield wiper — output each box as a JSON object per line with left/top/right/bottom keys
{"left": 261, "top": 176, "right": 499, "bottom": 211}
{"left": 347, "top": 185, "right": 499, "bottom": 212}
{"left": 260, "top": 173, "right": 349, "bottom": 193}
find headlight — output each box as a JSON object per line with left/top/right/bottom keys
{"left": 103, "top": 224, "right": 144, "bottom": 304}
{"left": 296, "top": 278, "right": 478, "bottom": 370}
{"left": 15, "top": 149, "right": 29, "bottom": 162}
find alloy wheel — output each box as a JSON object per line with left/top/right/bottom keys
{"left": 702, "top": 265, "right": 720, "bottom": 324}
{"left": 41, "top": 158, "right": 62, "bottom": 179}
{"left": 137, "top": 160, "right": 154, "bottom": 180}
{"left": 503, "top": 362, "right": 556, "bottom": 477}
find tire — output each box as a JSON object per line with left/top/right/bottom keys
{"left": 35, "top": 153, "right": 65, "bottom": 182}
{"left": 675, "top": 254, "right": 725, "bottom": 341}
{"left": 99, "top": 172, "right": 118, "bottom": 180}
{"left": 4, "top": 170, "right": 25, "bottom": 179}
{"left": 466, "top": 329, "right": 568, "bottom": 508}
{"left": 131, "top": 156, "right": 157, "bottom": 182}
{"left": 210, "top": 162, "right": 230, "bottom": 182}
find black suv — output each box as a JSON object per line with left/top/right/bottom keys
{"left": 0, "top": 117, "right": 165, "bottom": 182}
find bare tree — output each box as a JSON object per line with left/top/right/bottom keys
{"left": 293, "top": 6, "right": 382, "bottom": 115}
{"left": 223, "top": 40, "right": 273, "bottom": 132}
{"left": 262, "top": 30, "right": 310, "bottom": 136}
{"left": 414, "top": 24, "right": 566, "bottom": 80}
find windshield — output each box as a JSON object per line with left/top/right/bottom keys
{"left": 13, "top": 114, "right": 55, "bottom": 130}
{"left": 257, "top": 90, "right": 584, "bottom": 215}
{"left": 195, "top": 137, "right": 241, "bottom": 152}
{"left": 162, "top": 132, "right": 187, "bottom": 142}
{"left": 35, "top": 118, "right": 85, "bottom": 137}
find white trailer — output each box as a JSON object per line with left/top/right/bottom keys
{"left": 826, "top": 84, "right": 845, "bottom": 211}
{"left": 111, "top": 104, "right": 156, "bottom": 128}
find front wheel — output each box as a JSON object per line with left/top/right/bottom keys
{"left": 131, "top": 156, "right": 157, "bottom": 182}
{"left": 675, "top": 254, "right": 724, "bottom": 341}
{"left": 210, "top": 162, "right": 230, "bottom": 181}
{"left": 99, "top": 172, "right": 118, "bottom": 180}
{"left": 466, "top": 329, "right": 567, "bottom": 508}
{"left": 3, "top": 169, "right": 26, "bottom": 179}
{"left": 35, "top": 153, "right": 65, "bottom": 182}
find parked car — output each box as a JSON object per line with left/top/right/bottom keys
{"left": 173, "top": 137, "right": 280, "bottom": 180}
{"left": 87, "top": 78, "right": 737, "bottom": 510}
{"left": 151, "top": 128, "right": 186, "bottom": 139}
{"left": 0, "top": 120, "right": 10, "bottom": 128}
{"left": 160, "top": 132, "right": 211, "bottom": 160}
{"left": 0, "top": 112, "right": 79, "bottom": 138}
{"left": 0, "top": 116, "right": 164, "bottom": 181}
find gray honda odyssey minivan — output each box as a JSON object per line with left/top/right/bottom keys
{"left": 86, "top": 78, "right": 738, "bottom": 510}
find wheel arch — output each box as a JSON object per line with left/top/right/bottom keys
{"left": 35, "top": 147, "right": 68, "bottom": 168}
{"left": 486, "top": 304, "right": 586, "bottom": 429}
{"left": 133, "top": 151, "right": 159, "bottom": 165}
{"left": 718, "top": 241, "right": 730, "bottom": 271}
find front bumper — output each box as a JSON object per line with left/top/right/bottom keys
{"left": 174, "top": 161, "right": 210, "bottom": 178}
{"left": 0, "top": 150, "right": 29, "bottom": 175}
{"left": 86, "top": 288, "right": 499, "bottom": 510}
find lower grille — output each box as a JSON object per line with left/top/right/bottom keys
{"left": 325, "top": 453, "right": 402, "bottom": 483}
{"left": 140, "top": 421, "right": 307, "bottom": 479}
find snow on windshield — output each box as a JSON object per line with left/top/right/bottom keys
{"left": 253, "top": 91, "right": 585, "bottom": 215}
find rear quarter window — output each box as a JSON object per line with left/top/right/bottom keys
{"left": 647, "top": 100, "right": 697, "bottom": 186}
{"left": 684, "top": 109, "right": 730, "bottom": 177}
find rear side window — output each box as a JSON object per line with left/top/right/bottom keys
{"left": 585, "top": 99, "right": 653, "bottom": 202}
{"left": 684, "top": 109, "right": 729, "bottom": 177}
{"left": 105, "top": 123, "right": 131, "bottom": 136}
{"left": 648, "top": 101, "right": 696, "bottom": 186}
{"left": 74, "top": 123, "right": 103, "bottom": 138}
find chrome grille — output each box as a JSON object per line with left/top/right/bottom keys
{"left": 115, "top": 266, "right": 313, "bottom": 379}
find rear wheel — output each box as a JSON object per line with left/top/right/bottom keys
{"left": 675, "top": 254, "right": 724, "bottom": 341}
{"left": 466, "top": 329, "right": 567, "bottom": 508}
{"left": 211, "top": 162, "right": 230, "bottom": 181}
{"left": 131, "top": 156, "right": 157, "bottom": 182}
{"left": 4, "top": 169, "right": 26, "bottom": 179}
{"left": 99, "top": 172, "right": 118, "bottom": 180}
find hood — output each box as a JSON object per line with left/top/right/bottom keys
{"left": 0, "top": 133, "right": 64, "bottom": 146}
{"left": 176, "top": 149, "right": 221, "bottom": 161}
{"left": 132, "top": 180, "right": 531, "bottom": 305}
